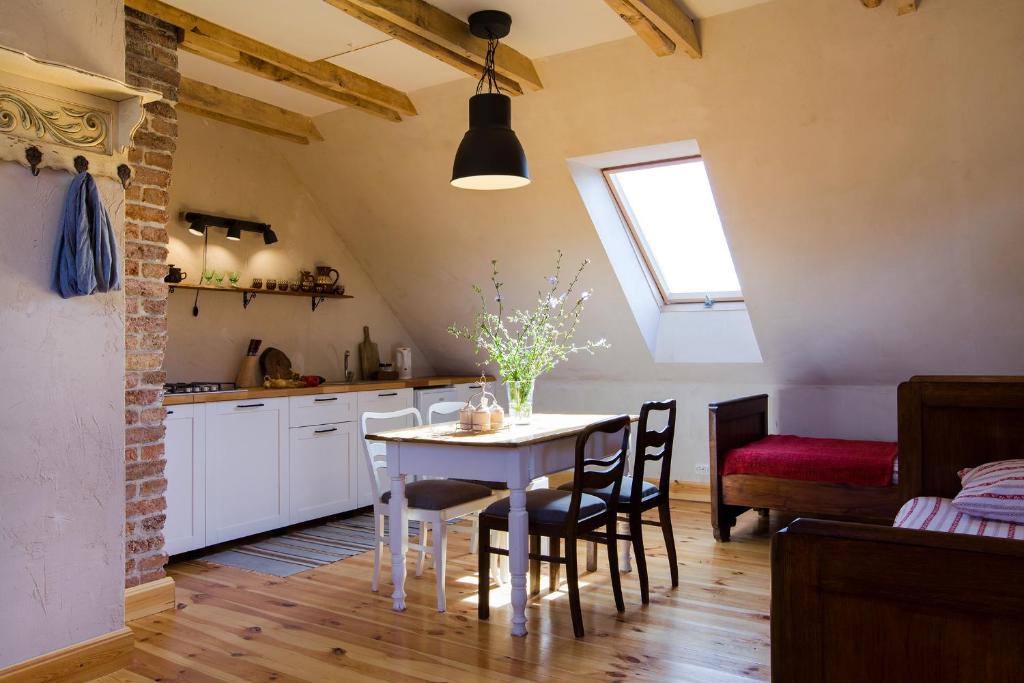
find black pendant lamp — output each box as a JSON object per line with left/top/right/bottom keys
{"left": 451, "top": 10, "right": 529, "bottom": 190}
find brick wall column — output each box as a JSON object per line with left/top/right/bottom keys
{"left": 123, "top": 8, "right": 179, "bottom": 588}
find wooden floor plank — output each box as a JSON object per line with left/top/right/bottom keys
{"left": 113, "top": 502, "right": 778, "bottom": 682}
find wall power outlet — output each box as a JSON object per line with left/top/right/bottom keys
{"left": 694, "top": 463, "right": 710, "bottom": 476}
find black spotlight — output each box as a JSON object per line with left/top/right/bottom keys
{"left": 226, "top": 224, "right": 241, "bottom": 241}
{"left": 188, "top": 222, "right": 206, "bottom": 237}
{"left": 263, "top": 226, "right": 278, "bottom": 245}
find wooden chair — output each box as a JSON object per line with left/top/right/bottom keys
{"left": 571, "top": 400, "right": 678, "bottom": 604}
{"left": 478, "top": 415, "right": 632, "bottom": 637}
{"left": 361, "top": 407, "right": 498, "bottom": 612}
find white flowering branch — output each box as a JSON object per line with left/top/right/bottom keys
{"left": 448, "top": 251, "right": 609, "bottom": 382}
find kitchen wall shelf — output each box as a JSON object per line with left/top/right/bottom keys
{"left": 0, "top": 43, "right": 161, "bottom": 181}
{"left": 169, "top": 283, "right": 352, "bottom": 312}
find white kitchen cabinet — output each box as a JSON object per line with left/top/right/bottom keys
{"left": 205, "top": 397, "right": 289, "bottom": 545}
{"left": 355, "top": 388, "right": 414, "bottom": 506}
{"left": 414, "top": 386, "right": 459, "bottom": 423}
{"left": 455, "top": 381, "right": 484, "bottom": 406}
{"left": 164, "top": 404, "right": 206, "bottom": 555}
{"left": 456, "top": 381, "right": 508, "bottom": 411}
{"left": 289, "top": 392, "right": 356, "bottom": 428}
{"left": 289, "top": 421, "right": 358, "bottom": 524}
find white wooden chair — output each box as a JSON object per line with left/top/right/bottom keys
{"left": 362, "top": 407, "right": 498, "bottom": 612}
{"left": 425, "top": 401, "right": 512, "bottom": 582}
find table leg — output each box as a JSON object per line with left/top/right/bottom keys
{"left": 618, "top": 519, "right": 633, "bottom": 573}
{"left": 389, "top": 473, "right": 408, "bottom": 611}
{"left": 508, "top": 485, "right": 529, "bottom": 637}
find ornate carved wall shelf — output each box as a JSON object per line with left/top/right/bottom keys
{"left": 0, "top": 44, "right": 161, "bottom": 181}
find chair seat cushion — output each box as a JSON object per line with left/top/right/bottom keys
{"left": 558, "top": 476, "right": 659, "bottom": 504}
{"left": 454, "top": 478, "right": 509, "bottom": 491}
{"left": 380, "top": 479, "right": 492, "bottom": 511}
{"left": 481, "top": 488, "right": 607, "bottom": 525}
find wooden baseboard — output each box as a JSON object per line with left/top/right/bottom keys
{"left": 124, "top": 577, "right": 175, "bottom": 622}
{"left": 0, "top": 627, "right": 133, "bottom": 683}
{"left": 668, "top": 480, "right": 711, "bottom": 503}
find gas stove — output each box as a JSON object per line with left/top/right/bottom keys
{"left": 163, "top": 381, "right": 237, "bottom": 395}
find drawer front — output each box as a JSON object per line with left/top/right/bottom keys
{"left": 206, "top": 396, "right": 289, "bottom": 415}
{"left": 164, "top": 403, "right": 194, "bottom": 419}
{"left": 356, "top": 387, "right": 414, "bottom": 417}
{"left": 289, "top": 392, "right": 356, "bottom": 428}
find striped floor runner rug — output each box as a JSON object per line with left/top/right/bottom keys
{"left": 199, "top": 512, "right": 381, "bottom": 577}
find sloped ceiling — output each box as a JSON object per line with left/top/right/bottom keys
{"left": 275, "top": 0, "right": 1024, "bottom": 386}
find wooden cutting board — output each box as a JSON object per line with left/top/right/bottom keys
{"left": 358, "top": 326, "right": 379, "bottom": 380}
{"left": 260, "top": 347, "right": 293, "bottom": 379}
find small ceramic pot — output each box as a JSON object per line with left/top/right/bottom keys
{"left": 266, "top": 279, "right": 277, "bottom": 290}
{"left": 277, "top": 282, "right": 288, "bottom": 291}
{"left": 251, "top": 278, "right": 263, "bottom": 290}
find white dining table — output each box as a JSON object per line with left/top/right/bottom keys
{"left": 366, "top": 413, "right": 634, "bottom": 637}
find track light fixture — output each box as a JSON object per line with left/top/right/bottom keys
{"left": 182, "top": 212, "right": 278, "bottom": 245}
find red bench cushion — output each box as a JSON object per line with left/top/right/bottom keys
{"left": 722, "top": 435, "right": 898, "bottom": 487}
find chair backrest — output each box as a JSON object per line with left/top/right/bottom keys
{"left": 361, "top": 407, "right": 422, "bottom": 503}
{"left": 565, "top": 415, "right": 631, "bottom": 527}
{"left": 631, "top": 400, "right": 677, "bottom": 501}
{"left": 428, "top": 401, "right": 465, "bottom": 425}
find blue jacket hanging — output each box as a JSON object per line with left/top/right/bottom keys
{"left": 53, "top": 171, "right": 122, "bottom": 298}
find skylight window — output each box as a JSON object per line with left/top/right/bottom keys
{"left": 603, "top": 157, "right": 742, "bottom": 305}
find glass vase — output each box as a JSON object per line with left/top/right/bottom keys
{"left": 506, "top": 379, "right": 536, "bottom": 425}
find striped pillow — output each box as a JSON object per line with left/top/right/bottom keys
{"left": 951, "top": 460, "right": 1024, "bottom": 524}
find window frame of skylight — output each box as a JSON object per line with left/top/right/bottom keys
{"left": 602, "top": 155, "right": 744, "bottom": 306}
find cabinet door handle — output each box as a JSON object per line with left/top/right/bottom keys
{"left": 237, "top": 402, "right": 265, "bottom": 408}
{"left": 314, "top": 397, "right": 339, "bottom": 402}
{"left": 314, "top": 427, "right": 338, "bottom": 434}
{"left": 378, "top": 392, "right": 398, "bottom": 397}
{"left": 468, "top": 385, "right": 481, "bottom": 389}
{"left": 167, "top": 410, "right": 174, "bottom": 415}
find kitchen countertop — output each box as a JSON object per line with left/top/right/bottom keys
{"left": 163, "top": 375, "right": 492, "bottom": 406}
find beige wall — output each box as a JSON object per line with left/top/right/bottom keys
{"left": 0, "top": 0, "right": 125, "bottom": 81}
{"left": 164, "top": 111, "right": 433, "bottom": 383}
{"left": 0, "top": 1, "right": 125, "bottom": 667}
{"left": 273, "top": 0, "right": 1024, "bottom": 479}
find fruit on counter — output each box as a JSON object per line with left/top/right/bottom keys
{"left": 302, "top": 375, "right": 324, "bottom": 387}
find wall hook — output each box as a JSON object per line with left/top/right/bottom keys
{"left": 73, "top": 155, "right": 89, "bottom": 174}
{"left": 25, "top": 146, "right": 42, "bottom": 176}
{"left": 117, "top": 164, "right": 132, "bottom": 190}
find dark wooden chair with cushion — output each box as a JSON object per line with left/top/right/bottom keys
{"left": 478, "top": 415, "right": 631, "bottom": 638}
{"left": 563, "top": 399, "right": 679, "bottom": 604}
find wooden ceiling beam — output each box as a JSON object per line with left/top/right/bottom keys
{"left": 605, "top": 0, "right": 701, "bottom": 59}
{"left": 861, "top": 0, "right": 918, "bottom": 14}
{"left": 181, "top": 32, "right": 400, "bottom": 121}
{"left": 604, "top": 0, "right": 675, "bottom": 56}
{"left": 178, "top": 77, "right": 324, "bottom": 144}
{"left": 323, "top": 0, "right": 542, "bottom": 93}
{"left": 125, "top": 0, "right": 414, "bottom": 120}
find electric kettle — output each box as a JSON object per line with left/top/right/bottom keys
{"left": 394, "top": 347, "right": 412, "bottom": 379}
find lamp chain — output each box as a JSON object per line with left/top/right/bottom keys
{"left": 475, "top": 37, "right": 500, "bottom": 95}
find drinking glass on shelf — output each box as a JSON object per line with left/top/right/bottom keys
{"left": 228, "top": 271, "right": 240, "bottom": 287}
{"left": 213, "top": 271, "right": 225, "bottom": 285}
{"left": 202, "top": 269, "right": 214, "bottom": 284}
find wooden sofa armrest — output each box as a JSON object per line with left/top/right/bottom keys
{"left": 771, "top": 519, "right": 1024, "bottom": 682}
{"left": 708, "top": 394, "right": 768, "bottom": 541}
{"left": 708, "top": 394, "right": 768, "bottom": 470}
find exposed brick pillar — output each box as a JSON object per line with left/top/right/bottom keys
{"left": 123, "top": 8, "right": 179, "bottom": 588}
